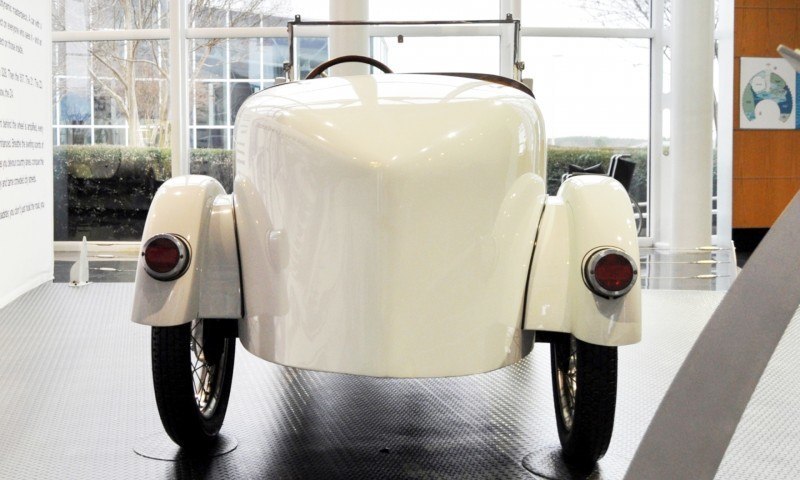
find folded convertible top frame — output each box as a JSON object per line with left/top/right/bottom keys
{"left": 285, "top": 15, "right": 524, "bottom": 82}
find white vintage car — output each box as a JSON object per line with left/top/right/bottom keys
{"left": 132, "top": 56, "right": 641, "bottom": 468}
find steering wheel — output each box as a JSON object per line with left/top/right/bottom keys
{"left": 305, "top": 55, "right": 393, "bottom": 80}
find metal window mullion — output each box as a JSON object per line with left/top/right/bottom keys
{"left": 259, "top": 17, "right": 265, "bottom": 85}
{"left": 89, "top": 50, "right": 96, "bottom": 145}
{"left": 123, "top": 40, "right": 128, "bottom": 145}
{"left": 521, "top": 27, "right": 654, "bottom": 39}
{"left": 224, "top": 9, "right": 232, "bottom": 150}
{"left": 187, "top": 26, "right": 287, "bottom": 39}
{"left": 225, "top": 37, "right": 231, "bottom": 149}
{"left": 53, "top": 29, "right": 170, "bottom": 42}
{"left": 190, "top": 36, "right": 196, "bottom": 140}
{"left": 649, "top": 0, "right": 664, "bottom": 243}
{"left": 365, "top": 25, "right": 507, "bottom": 37}
{"left": 715, "top": 0, "right": 734, "bottom": 246}
{"left": 54, "top": 50, "right": 61, "bottom": 145}
{"left": 188, "top": 24, "right": 532, "bottom": 40}
{"left": 519, "top": 26, "right": 656, "bottom": 242}
{"left": 169, "top": 0, "right": 188, "bottom": 177}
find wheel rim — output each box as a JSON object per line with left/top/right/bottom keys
{"left": 555, "top": 336, "right": 578, "bottom": 431}
{"left": 190, "top": 320, "right": 227, "bottom": 419}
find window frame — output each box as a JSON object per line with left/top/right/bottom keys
{"left": 51, "top": 0, "right": 734, "bottom": 250}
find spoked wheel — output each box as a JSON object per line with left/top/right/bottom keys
{"left": 550, "top": 333, "right": 617, "bottom": 468}
{"left": 152, "top": 319, "right": 235, "bottom": 450}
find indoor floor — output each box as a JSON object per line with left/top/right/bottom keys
{"left": 1, "top": 281, "right": 797, "bottom": 479}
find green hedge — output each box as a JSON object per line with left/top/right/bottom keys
{"left": 55, "top": 144, "right": 648, "bottom": 198}
{"left": 546, "top": 146, "right": 648, "bottom": 202}
{"left": 188, "top": 148, "right": 234, "bottom": 191}
{"left": 54, "top": 145, "right": 233, "bottom": 188}
{"left": 53, "top": 145, "right": 648, "bottom": 240}
{"left": 54, "top": 146, "right": 234, "bottom": 240}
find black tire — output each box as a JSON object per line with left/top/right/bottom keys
{"left": 550, "top": 333, "right": 617, "bottom": 468}
{"left": 152, "top": 319, "right": 235, "bottom": 450}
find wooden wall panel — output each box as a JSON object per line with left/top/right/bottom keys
{"left": 734, "top": 0, "right": 800, "bottom": 228}
{"left": 734, "top": 178, "right": 800, "bottom": 226}
{"left": 739, "top": 0, "right": 768, "bottom": 7}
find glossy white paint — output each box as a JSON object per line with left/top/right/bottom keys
{"left": 131, "top": 175, "right": 238, "bottom": 326}
{"left": 198, "top": 194, "right": 242, "bottom": 319}
{"left": 233, "top": 74, "right": 547, "bottom": 377}
{"left": 132, "top": 74, "right": 640, "bottom": 374}
{"left": 524, "top": 175, "right": 642, "bottom": 346}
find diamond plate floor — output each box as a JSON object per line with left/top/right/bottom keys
{"left": 3, "top": 284, "right": 789, "bottom": 479}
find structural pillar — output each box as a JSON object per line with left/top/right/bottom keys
{"left": 169, "top": 0, "right": 189, "bottom": 176}
{"left": 664, "top": 0, "right": 715, "bottom": 248}
{"left": 329, "top": 0, "right": 369, "bottom": 77}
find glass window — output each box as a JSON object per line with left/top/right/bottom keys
{"left": 58, "top": 78, "right": 91, "bottom": 125}
{"left": 369, "top": 0, "right": 498, "bottom": 21}
{"left": 260, "top": 37, "right": 328, "bottom": 81}
{"left": 371, "top": 37, "right": 500, "bottom": 75}
{"left": 49, "top": 2, "right": 339, "bottom": 242}
{"left": 186, "top": 34, "right": 328, "bottom": 191}
{"left": 229, "top": 38, "right": 261, "bottom": 80}
{"left": 523, "top": 37, "right": 650, "bottom": 232}
{"left": 93, "top": 81, "right": 125, "bottom": 125}
{"left": 94, "top": 128, "right": 126, "bottom": 145}
{"left": 523, "top": 0, "right": 651, "bottom": 29}
{"left": 52, "top": 0, "right": 169, "bottom": 31}
{"left": 52, "top": 41, "right": 171, "bottom": 241}
{"left": 193, "top": 81, "right": 227, "bottom": 126}
{"left": 263, "top": 37, "right": 288, "bottom": 78}
{"left": 49, "top": 0, "right": 667, "bottom": 242}
{"left": 231, "top": 83, "right": 261, "bottom": 123}
{"left": 195, "top": 128, "right": 228, "bottom": 149}
{"left": 297, "top": 37, "right": 329, "bottom": 79}
{"left": 59, "top": 128, "right": 92, "bottom": 144}
{"left": 189, "top": 0, "right": 328, "bottom": 28}
{"left": 192, "top": 39, "right": 226, "bottom": 79}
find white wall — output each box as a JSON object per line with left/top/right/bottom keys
{"left": 0, "top": 0, "right": 53, "bottom": 308}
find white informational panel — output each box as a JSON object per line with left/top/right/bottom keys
{"left": 740, "top": 57, "right": 798, "bottom": 130}
{"left": 0, "top": 0, "right": 53, "bottom": 308}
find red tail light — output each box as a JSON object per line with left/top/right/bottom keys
{"left": 142, "top": 234, "right": 191, "bottom": 281}
{"left": 584, "top": 248, "right": 638, "bottom": 298}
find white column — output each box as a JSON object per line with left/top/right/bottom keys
{"left": 500, "top": 0, "right": 521, "bottom": 17}
{"left": 169, "top": 0, "right": 189, "bottom": 177}
{"left": 650, "top": 0, "right": 664, "bottom": 244}
{"left": 329, "top": 0, "right": 369, "bottom": 77}
{"left": 716, "top": 0, "right": 735, "bottom": 247}
{"left": 664, "top": 0, "right": 714, "bottom": 248}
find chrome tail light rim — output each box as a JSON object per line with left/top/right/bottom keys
{"left": 142, "top": 233, "right": 191, "bottom": 281}
{"left": 583, "top": 248, "right": 638, "bottom": 298}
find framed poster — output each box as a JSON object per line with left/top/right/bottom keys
{"left": 740, "top": 57, "right": 798, "bottom": 130}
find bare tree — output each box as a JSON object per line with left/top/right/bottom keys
{"left": 581, "top": 0, "right": 721, "bottom": 132}
{"left": 53, "top": 0, "right": 288, "bottom": 148}
{"left": 580, "top": 0, "right": 667, "bottom": 29}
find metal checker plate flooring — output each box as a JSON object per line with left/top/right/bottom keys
{"left": 0, "top": 284, "right": 796, "bottom": 479}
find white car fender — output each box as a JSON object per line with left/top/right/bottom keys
{"left": 523, "top": 175, "right": 642, "bottom": 346}
{"left": 131, "top": 175, "right": 241, "bottom": 327}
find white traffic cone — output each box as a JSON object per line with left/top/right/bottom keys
{"left": 69, "top": 236, "right": 90, "bottom": 287}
